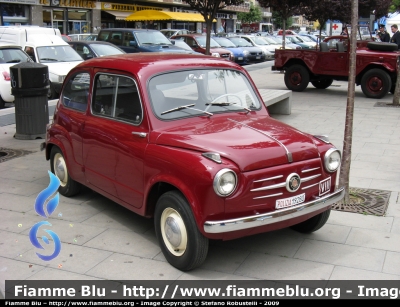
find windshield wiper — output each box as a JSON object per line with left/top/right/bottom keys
{"left": 40, "top": 58, "right": 58, "bottom": 61}
{"left": 6, "top": 59, "right": 21, "bottom": 63}
{"left": 161, "top": 103, "right": 213, "bottom": 116}
{"left": 206, "top": 102, "right": 251, "bottom": 113}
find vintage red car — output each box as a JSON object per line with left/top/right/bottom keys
{"left": 43, "top": 53, "right": 344, "bottom": 271}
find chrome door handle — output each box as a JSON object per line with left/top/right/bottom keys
{"left": 131, "top": 132, "right": 147, "bottom": 138}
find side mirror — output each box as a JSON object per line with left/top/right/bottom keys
{"left": 170, "top": 40, "right": 176, "bottom": 45}
{"left": 129, "top": 41, "right": 138, "bottom": 47}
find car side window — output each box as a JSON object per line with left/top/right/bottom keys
{"left": 62, "top": 72, "right": 90, "bottom": 112}
{"left": 123, "top": 32, "right": 135, "bottom": 47}
{"left": 92, "top": 74, "right": 142, "bottom": 125}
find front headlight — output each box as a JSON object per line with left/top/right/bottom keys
{"left": 58, "top": 75, "right": 66, "bottom": 83}
{"left": 213, "top": 168, "right": 237, "bottom": 197}
{"left": 211, "top": 52, "right": 220, "bottom": 57}
{"left": 324, "top": 148, "right": 341, "bottom": 172}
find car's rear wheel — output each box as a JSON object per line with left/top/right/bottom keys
{"left": 290, "top": 209, "right": 331, "bottom": 233}
{"left": 48, "top": 82, "right": 57, "bottom": 100}
{"left": 154, "top": 191, "right": 208, "bottom": 271}
{"left": 311, "top": 78, "right": 333, "bottom": 89}
{"left": 284, "top": 64, "right": 310, "bottom": 92}
{"left": 0, "top": 96, "right": 5, "bottom": 109}
{"left": 50, "top": 146, "right": 81, "bottom": 197}
{"left": 361, "top": 68, "right": 391, "bottom": 99}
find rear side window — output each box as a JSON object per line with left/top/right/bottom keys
{"left": 98, "top": 31, "right": 111, "bottom": 42}
{"left": 62, "top": 72, "right": 90, "bottom": 111}
{"left": 92, "top": 74, "right": 142, "bottom": 125}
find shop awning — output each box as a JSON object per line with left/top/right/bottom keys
{"left": 105, "top": 11, "right": 134, "bottom": 21}
{"left": 125, "top": 10, "right": 214, "bottom": 22}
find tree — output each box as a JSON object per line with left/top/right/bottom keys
{"left": 183, "top": 0, "right": 245, "bottom": 55}
{"left": 258, "top": 0, "right": 305, "bottom": 48}
{"left": 338, "top": 0, "right": 358, "bottom": 204}
{"left": 237, "top": 3, "right": 263, "bottom": 24}
{"left": 272, "top": 11, "right": 293, "bottom": 30}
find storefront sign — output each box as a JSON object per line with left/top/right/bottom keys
{"left": 39, "top": 0, "right": 97, "bottom": 9}
{"left": 1, "top": 0, "right": 37, "bottom": 4}
{"left": 101, "top": 3, "right": 161, "bottom": 12}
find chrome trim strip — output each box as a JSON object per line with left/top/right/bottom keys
{"left": 251, "top": 182, "right": 286, "bottom": 192}
{"left": 203, "top": 187, "right": 345, "bottom": 234}
{"left": 253, "top": 193, "right": 283, "bottom": 200}
{"left": 228, "top": 118, "right": 292, "bottom": 163}
{"left": 302, "top": 167, "right": 320, "bottom": 173}
{"left": 301, "top": 174, "right": 321, "bottom": 182}
{"left": 301, "top": 182, "right": 319, "bottom": 190}
{"left": 254, "top": 175, "right": 283, "bottom": 183}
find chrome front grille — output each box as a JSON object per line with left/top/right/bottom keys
{"left": 250, "top": 164, "right": 322, "bottom": 200}
{"left": 221, "top": 54, "right": 230, "bottom": 58}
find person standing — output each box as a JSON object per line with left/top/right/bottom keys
{"left": 390, "top": 24, "right": 400, "bottom": 49}
{"left": 377, "top": 24, "right": 390, "bottom": 42}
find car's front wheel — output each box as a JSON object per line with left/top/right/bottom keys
{"left": 0, "top": 96, "right": 5, "bottom": 109}
{"left": 47, "top": 82, "right": 57, "bottom": 100}
{"left": 284, "top": 64, "right": 310, "bottom": 92}
{"left": 155, "top": 191, "right": 209, "bottom": 271}
{"left": 50, "top": 146, "right": 81, "bottom": 197}
{"left": 361, "top": 68, "right": 391, "bottom": 99}
{"left": 290, "top": 209, "right": 331, "bottom": 233}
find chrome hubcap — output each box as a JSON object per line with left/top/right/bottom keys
{"left": 54, "top": 153, "right": 67, "bottom": 187}
{"left": 160, "top": 208, "right": 187, "bottom": 256}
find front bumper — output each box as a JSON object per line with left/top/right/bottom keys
{"left": 204, "top": 187, "right": 344, "bottom": 234}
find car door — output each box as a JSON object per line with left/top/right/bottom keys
{"left": 82, "top": 71, "right": 147, "bottom": 208}
{"left": 315, "top": 38, "right": 348, "bottom": 74}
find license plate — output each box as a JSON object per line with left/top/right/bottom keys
{"left": 276, "top": 193, "right": 305, "bottom": 209}
{"left": 238, "top": 57, "right": 243, "bottom": 60}
{"left": 319, "top": 177, "right": 331, "bottom": 196}
{"left": 256, "top": 56, "right": 261, "bottom": 59}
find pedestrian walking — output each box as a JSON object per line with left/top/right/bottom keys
{"left": 390, "top": 24, "right": 400, "bottom": 49}
{"left": 377, "top": 24, "right": 390, "bottom": 42}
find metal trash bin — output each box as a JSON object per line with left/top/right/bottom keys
{"left": 10, "top": 62, "right": 49, "bottom": 140}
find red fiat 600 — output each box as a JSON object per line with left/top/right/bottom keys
{"left": 43, "top": 53, "right": 344, "bottom": 271}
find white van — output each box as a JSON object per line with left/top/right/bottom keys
{"left": 0, "top": 26, "right": 83, "bottom": 99}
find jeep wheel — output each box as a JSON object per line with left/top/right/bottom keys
{"left": 291, "top": 209, "right": 331, "bottom": 233}
{"left": 155, "top": 191, "right": 209, "bottom": 271}
{"left": 367, "top": 42, "right": 398, "bottom": 51}
{"left": 311, "top": 78, "right": 333, "bottom": 89}
{"left": 361, "top": 68, "right": 391, "bottom": 99}
{"left": 284, "top": 65, "right": 310, "bottom": 92}
{"left": 0, "top": 96, "right": 5, "bottom": 109}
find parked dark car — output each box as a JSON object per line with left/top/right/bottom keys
{"left": 68, "top": 41, "right": 125, "bottom": 60}
{"left": 97, "top": 28, "right": 195, "bottom": 54}
{"left": 170, "top": 34, "right": 231, "bottom": 60}
{"left": 226, "top": 37, "right": 266, "bottom": 63}
{"left": 212, "top": 37, "right": 247, "bottom": 65}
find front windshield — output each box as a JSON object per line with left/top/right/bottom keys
{"left": 37, "top": 45, "right": 83, "bottom": 62}
{"left": 90, "top": 44, "right": 125, "bottom": 56}
{"left": 253, "top": 37, "right": 270, "bottom": 45}
{"left": 149, "top": 69, "right": 261, "bottom": 120}
{"left": 136, "top": 31, "right": 173, "bottom": 45}
{"left": 214, "top": 38, "right": 236, "bottom": 48}
{"left": 228, "top": 38, "right": 252, "bottom": 47}
{"left": 0, "top": 48, "right": 31, "bottom": 63}
{"left": 195, "top": 36, "right": 221, "bottom": 48}
{"left": 161, "top": 30, "right": 175, "bottom": 38}
{"left": 263, "top": 37, "right": 280, "bottom": 45}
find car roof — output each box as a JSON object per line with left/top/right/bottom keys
{"left": 0, "top": 41, "right": 22, "bottom": 49}
{"left": 100, "top": 28, "right": 160, "bottom": 33}
{"left": 73, "top": 53, "right": 241, "bottom": 79}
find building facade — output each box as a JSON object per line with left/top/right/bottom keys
{"left": 0, "top": 0, "right": 250, "bottom": 35}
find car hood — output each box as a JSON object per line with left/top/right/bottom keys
{"left": 155, "top": 115, "right": 319, "bottom": 172}
{"left": 43, "top": 61, "right": 83, "bottom": 76}
{"left": 223, "top": 47, "right": 244, "bottom": 56}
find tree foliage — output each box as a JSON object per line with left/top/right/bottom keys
{"left": 258, "top": 0, "right": 305, "bottom": 48}
{"left": 183, "top": 0, "right": 244, "bottom": 55}
{"left": 237, "top": 3, "right": 263, "bottom": 24}
{"left": 272, "top": 11, "right": 293, "bottom": 29}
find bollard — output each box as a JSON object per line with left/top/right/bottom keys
{"left": 10, "top": 62, "right": 49, "bottom": 140}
